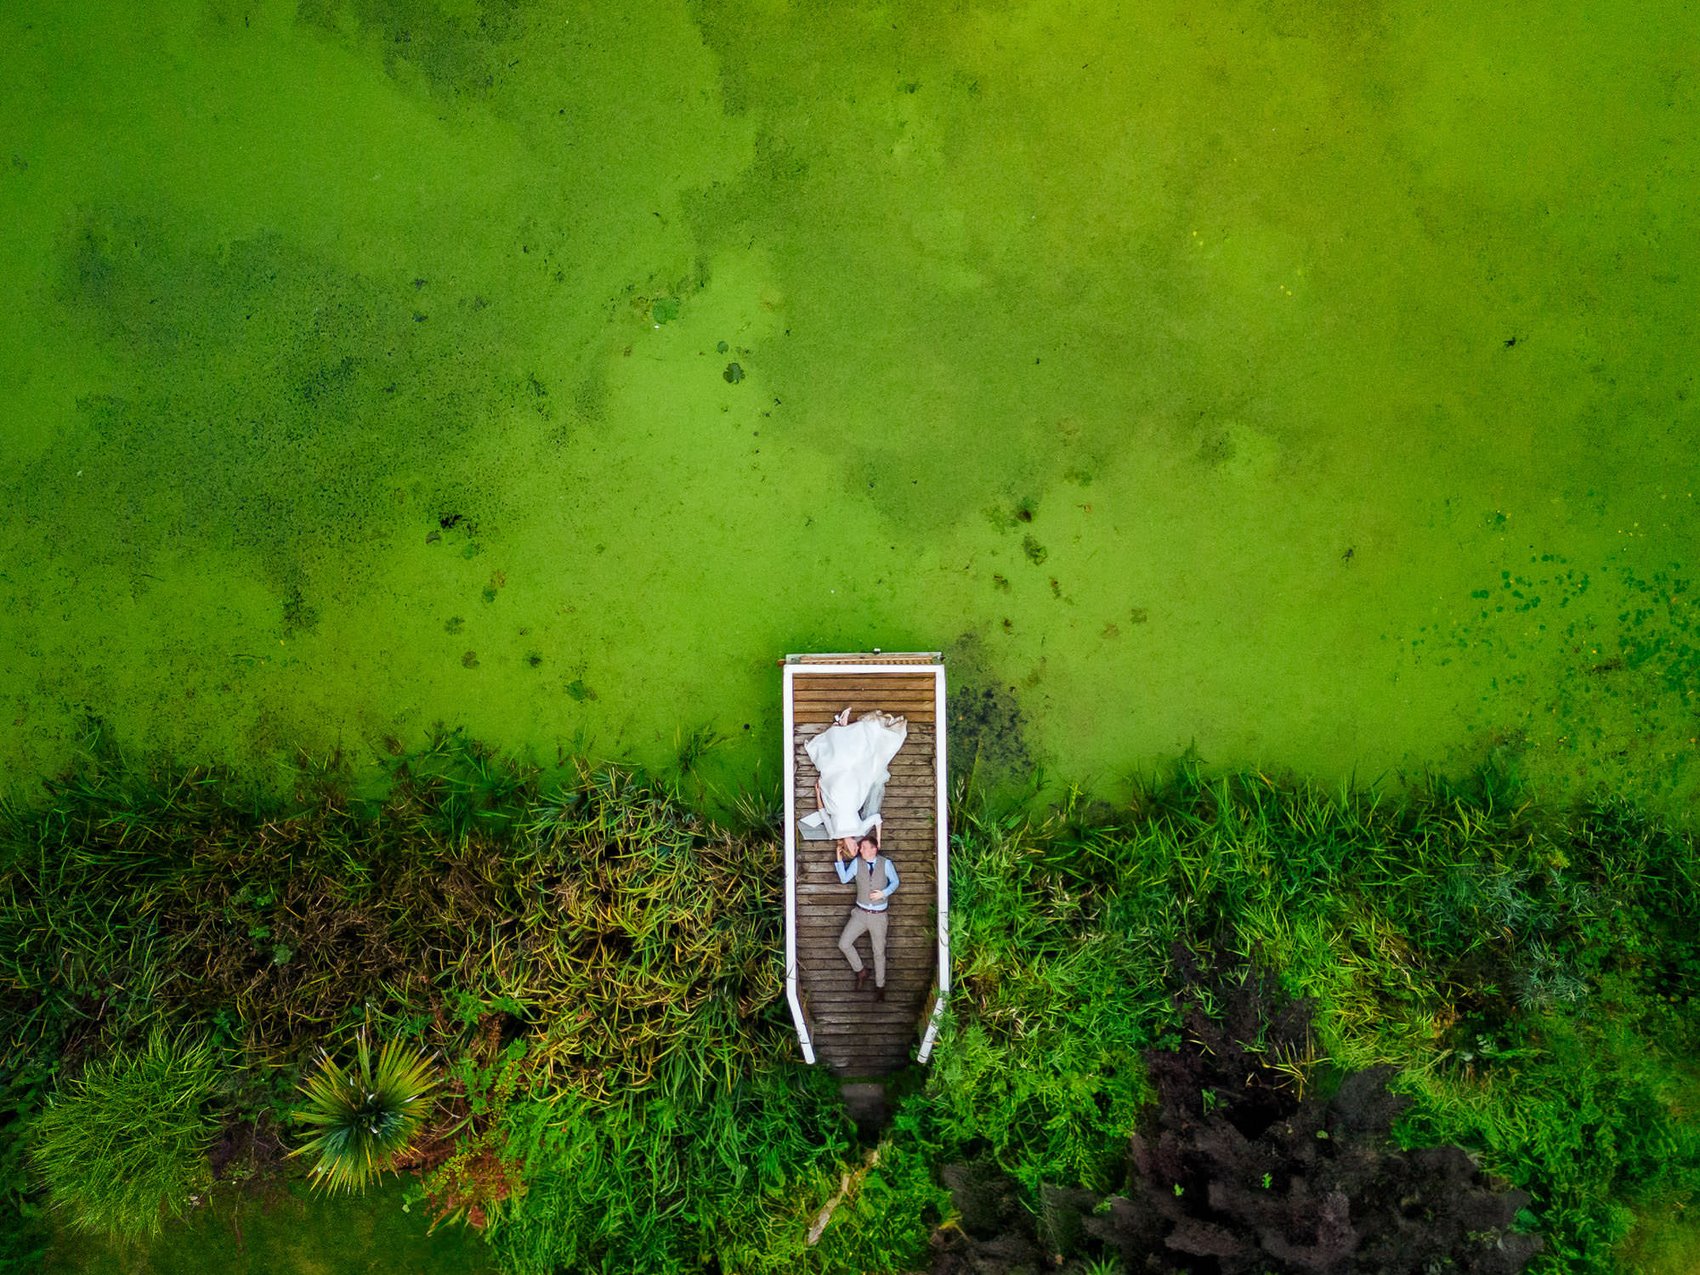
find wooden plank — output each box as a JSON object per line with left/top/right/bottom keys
{"left": 798, "top": 921, "right": 934, "bottom": 932}
{"left": 792, "top": 670, "right": 937, "bottom": 682}
{"left": 816, "top": 1039, "right": 918, "bottom": 1052}
{"left": 797, "top": 724, "right": 936, "bottom": 737}
{"left": 811, "top": 1026, "right": 925, "bottom": 1039}
{"left": 795, "top": 724, "right": 945, "bottom": 734}
{"left": 792, "top": 672, "right": 937, "bottom": 686}
{"left": 795, "top": 734, "right": 935, "bottom": 748}
{"left": 792, "top": 829, "right": 936, "bottom": 842}
{"left": 792, "top": 817, "right": 937, "bottom": 830}
{"left": 790, "top": 797, "right": 937, "bottom": 811}
{"left": 813, "top": 1041, "right": 922, "bottom": 1055}
{"left": 791, "top": 692, "right": 934, "bottom": 699}
{"left": 807, "top": 987, "right": 931, "bottom": 1001}
{"left": 795, "top": 741, "right": 934, "bottom": 755}
{"left": 798, "top": 934, "right": 934, "bottom": 946}
{"left": 825, "top": 1054, "right": 916, "bottom": 1071}
{"left": 791, "top": 696, "right": 938, "bottom": 709}
{"left": 797, "top": 898, "right": 935, "bottom": 908}
{"left": 790, "top": 705, "right": 935, "bottom": 713}
{"left": 792, "top": 750, "right": 935, "bottom": 765}
{"left": 792, "top": 693, "right": 936, "bottom": 706}
{"left": 796, "top": 876, "right": 934, "bottom": 888}
{"left": 791, "top": 777, "right": 934, "bottom": 792}
{"left": 792, "top": 704, "right": 935, "bottom": 717}
{"left": 790, "top": 711, "right": 935, "bottom": 720}
{"left": 793, "top": 749, "right": 935, "bottom": 761}
{"left": 805, "top": 988, "right": 933, "bottom": 1000}
{"left": 791, "top": 787, "right": 936, "bottom": 802}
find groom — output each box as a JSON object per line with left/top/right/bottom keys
{"left": 835, "top": 832, "right": 899, "bottom": 1001}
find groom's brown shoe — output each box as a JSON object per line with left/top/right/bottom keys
{"left": 874, "top": 985, "right": 886, "bottom": 1002}
{"left": 854, "top": 969, "right": 869, "bottom": 991}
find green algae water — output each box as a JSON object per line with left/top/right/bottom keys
{"left": 1, "top": 0, "right": 1696, "bottom": 817}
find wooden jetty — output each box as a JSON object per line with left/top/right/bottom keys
{"left": 783, "top": 652, "right": 950, "bottom": 1076}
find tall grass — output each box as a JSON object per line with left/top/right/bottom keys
{"left": 0, "top": 731, "right": 790, "bottom": 1097}
{"left": 31, "top": 1028, "right": 219, "bottom": 1240}
{"left": 3, "top": 734, "right": 1696, "bottom": 1273}
{"left": 912, "top": 760, "right": 1700, "bottom": 1273}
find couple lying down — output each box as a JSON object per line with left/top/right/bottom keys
{"left": 799, "top": 708, "right": 907, "bottom": 1001}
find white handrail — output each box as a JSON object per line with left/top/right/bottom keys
{"left": 782, "top": 663, "right": 814, "bottom": 1064}
{"left": 917, "top": 663, "right": 949, "bottom": 1063}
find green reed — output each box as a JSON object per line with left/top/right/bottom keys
{"left": 30, "top": 1027, "right": 220, "bottom": 1240}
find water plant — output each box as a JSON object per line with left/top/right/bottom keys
{"left": 292, "top": 1032, "right": 439, "bottom": 1194}
{"left": 31, "top": 1027, "right": 220, "bottom": 1240}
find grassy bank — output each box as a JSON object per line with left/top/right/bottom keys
{"left": 3, "top": 736, "right": 1698, "bottom": 1272}
{"left": 43, "top": 1179, "right": 495, "bottom": 1275}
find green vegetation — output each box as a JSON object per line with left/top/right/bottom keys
{"left": 291, "top": 1034, "right": 439, "bottom": 1194}
{"left": 2, "top": 738, "right": 1697, "bottom": 1272}
{"left": 31, "top": 1028, "right": 220, "bottom": 1241}
{"left": 43, "top": 1179, "right": 497, "bottom": 1275}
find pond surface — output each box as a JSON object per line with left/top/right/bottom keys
{"left": 1, "top": 0, "right": 1695, "bottom": 817}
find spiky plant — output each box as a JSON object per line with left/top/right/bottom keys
{"left": 292, "top": 1033, "right": 439, "bottom": 1193}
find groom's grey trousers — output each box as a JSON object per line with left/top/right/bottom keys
{"left": 838, "top": 906, "right": 888, "bottom": 988}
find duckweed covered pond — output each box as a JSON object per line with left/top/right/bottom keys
{"left": 0, "top": 0, "right": 1695, "bottom": 818}
{"left": 1, "top": 1, "right": 1697, "bottom": 1270}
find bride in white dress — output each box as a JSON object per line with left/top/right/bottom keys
{"left": 799, "top": 707, "right": 908, "bottom": 850}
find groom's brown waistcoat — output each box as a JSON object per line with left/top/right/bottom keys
{"left": 854, "top": 856, "right": 891, "bottom": 909}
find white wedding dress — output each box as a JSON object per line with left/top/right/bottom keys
{"left": 800, "top": 711, "right": 908, "bottom": 840}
